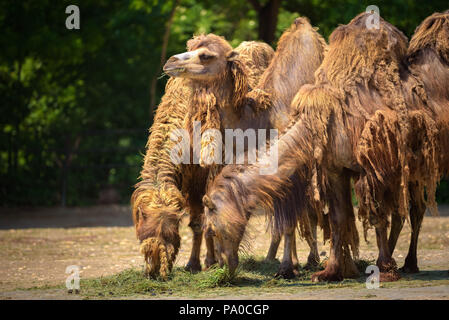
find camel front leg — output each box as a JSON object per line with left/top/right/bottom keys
{"left": 275, "top": 228, "right": 296, "bottom": 279}
{"left": 185, "top": 211, "right": 203, "bottom": 273}
{"left": 204, "top": 233, "right": 217, "bottom": 268}
{"left": 401, "top": 183, "right": 425, "bottom": 273}
{"left": 312, "top": 172, "right": 359, "bottom": 282}
{"left": 375, "top": 220, "right": 400, "bottom": 281}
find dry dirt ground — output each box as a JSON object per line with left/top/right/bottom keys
{"left": 0, "top": 205, "right": 448, "bottom": 300}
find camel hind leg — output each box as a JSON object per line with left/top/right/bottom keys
{"left": 304, "top": 209, "right": 320, "bottom": 269}
{"left": 266, "top": 231, "right": 300, "bottom": 273}
{"left": 291, "top": 233, "right": 299, "bottom": 271}
{"left": 275, "top": 228, "right": 297, "bottom": 279}
{"left": 265, "top": 230, "right": 281, "bottom": 261}
{"left": 388, "top": 211, "right": 405, "bottom": 256}
{"left": 311, "top": 171, "right": 359, "bottom": 282}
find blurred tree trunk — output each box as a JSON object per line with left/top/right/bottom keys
{"left": 56, "top": 136, "right": 81, "bottom": 207}
{"left": 249, "top": 0, "right": 282, "bottom": 45}
{"left": 149, "top": 0, "right": 180, "bottom": 118}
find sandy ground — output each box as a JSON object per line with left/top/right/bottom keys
{"left": 0, "top": 205, "right": 448, "bottom": 299}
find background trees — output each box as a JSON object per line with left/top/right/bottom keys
{"left": 1, "top": 0, "right": 448, "bottom": 206}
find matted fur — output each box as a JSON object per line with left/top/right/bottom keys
{"left": 407, "top": 11, "right": 449, "bottom": 177}
{"left": 235, "top": 41, "right": 275, "bottom": 89}
{"left": 131, "top": 39, "right": 273, "bottom": 279}
{"left": 383, "top": 11, "right": 449, "bottom": 273}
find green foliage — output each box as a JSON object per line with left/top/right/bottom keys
{"left": 1, "top": 0, "right": 448, "bottom": 206}
{"left": 436, "top": 180, "right": 449, "bottom": 203}
{"left": 78, "top": 264, "right": 235, "bottom": 297}
{"left": 60, "top": 256, "right": 379, "bottom": 298}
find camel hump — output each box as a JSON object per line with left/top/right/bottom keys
{"left": 234, "top": 41, "right": 274, "bottom": 88}
{"left": 408, "top": 11, "right": 449, "bottom": 62}
{"left": 294, "top": 16, "right": 311, "bottom": 26}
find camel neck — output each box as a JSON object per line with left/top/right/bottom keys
{"left": 188, "top": 74, "right": 235, "bottom": 110}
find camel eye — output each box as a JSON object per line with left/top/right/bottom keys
{"left": 200, "top": 53, "right": 214, "bottom": 61}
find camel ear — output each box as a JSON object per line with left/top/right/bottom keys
{"left": 203, "top": 195, "right": 216, "bottom": 211}
{"left": 246, "top": 88, "right": 271, "bottom": 112}
{"left": 226, "top": 50, "right": 239, "bottom": 62}
{"left": 133, "top": 207, "right": 144, "bottom": 225}
{"left": 227, "top": 50, "right": 248, "bottom": 108}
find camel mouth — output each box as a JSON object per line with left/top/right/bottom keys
{"left": 163, "top": 66, "right": 186, "bottom": 76}
{"left": 163, "top": 63, "right": 207, "bottom": 77}
{"left": 224, "top": 251, "right": 239, "bottom": 275}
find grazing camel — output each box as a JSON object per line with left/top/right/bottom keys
{"left": 203, "top": 12, "right": 440, "bottom": 281}
{"left": 132, "top": 40, "right": 274, "bottom": 278}
{"left": 167, "top": 17, "right": 327, "bottom": 277}
{"left": 238, "top": 17, "right": 328, "bottom": 271}
{"left": 386, "top": 10, "right": 449, "bottom": 274}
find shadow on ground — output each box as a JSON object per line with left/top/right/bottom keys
{"left": 0, "top": 205, "right": 132, "bottom": 229}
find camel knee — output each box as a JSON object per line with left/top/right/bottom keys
{"left": 188, "top": 219, "right": 203, "bottom": 236}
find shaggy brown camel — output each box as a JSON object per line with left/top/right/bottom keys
{"left": 166, "top": 17, "right": 327, "bottom": 277}
{"left": 203, "top": 12, "right": 440, "bottom": 281}
{"left": 239, "top": 17, "right": 328, "bottom": 271}
{"left": 132, "top": 40, "right": 274, "bottom": 278}
{"left": 386, "top": 10, "right": 449, "bottom": 274}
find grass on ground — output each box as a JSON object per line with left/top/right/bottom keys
{"left": 57, "top": 256, "right": 379, "bottom": 298}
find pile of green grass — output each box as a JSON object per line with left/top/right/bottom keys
{"left": 78, "top": 264, "right": 236, "bottom": 297}
{"left": 73, "top": 256, "right": 379, "bottom": 298}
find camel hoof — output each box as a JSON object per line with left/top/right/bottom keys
{"left": 377, "top": 258, "right": 400, "bottom": 281}
{"left": 304, "top": 258, "right": 320, "bottom": 271}
{"left": 185, "top": 260, "right": 202, "bottom": 273}
{"left": 400, "top": 264, "right": 419, "bottom": 274}
{"left": 275, "top": 263, "right": 296, "bottom": 279}
{"left": 380, "top": 270, "right": 401, "bottom": 282}
{"left": 293, "top": 267, "right": 300, "bottom": 277}
{"left": 311, "top": 269, "right": 343, "bottom": 282}
{"left": 265, "top": 252, "right": 277, "bottom": 262}
{"left": 264, "top": 257, "right": 277, "bottom": 263}
{"left": 305, "top": 254, "right": 320, "bottom": 270}
{"left": 204, "top": 258, "right": 218, "bottom": 269}
{"left": 304, "top": 263, "right": 319, "bottom": 271}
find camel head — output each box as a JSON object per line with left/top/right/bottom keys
{"left": 163, "top": 34, "right": 244, "bottom": 83}
{"left": 202, "top": 168, "right": 252, "bottom": 275}
{"left": 134, "top": 206, "right": 182, "bottom": 279}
